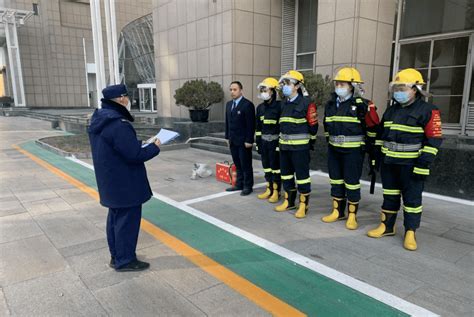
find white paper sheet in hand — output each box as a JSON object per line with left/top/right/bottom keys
{"left": 142, "top": 128, "right": 180, "bottom": 148}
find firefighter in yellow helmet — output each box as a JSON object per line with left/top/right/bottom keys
{"left": 275, "top": 70, "right": 318, "bottom": 218}
{"left": 255, "top": 78, "right": 282, "bottom": 202}
{"left": 321, "top": 67, "right": 380, "bottom": 229}
{"left": 367, "top": 68, "right": 442, "bottom": 251}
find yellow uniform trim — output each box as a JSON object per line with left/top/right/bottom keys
{"left": 413, "top": 167, "right": 430, "bottom": 175}
{"left": 279, "top": 117, "right": 307, "bottom": 124}
{"left": 330, "top": 179, "right": 344, "bottom": 185}
{"left": 279, "top": 139, "right": 310, "bottom": 145}
{"left": 344, "top": 182, "right": 361, "bottom": 190}
{"left": 255, "top": 131, "right": 262, "bottom": 136}
{"left": 263, "top": 119, "right": 278, "bottom": 124}
{"left": 389, "top": 124, "right": 424, "bottom": 134}
{"left": 381, "top": 147, "right": 420, "bottom": 159}
{"left": 272, "top": 169, "right": 281, "bottom": 174}
{"left": 263, "top": 168, "right": 272, "bottom": 173}
{"left": 281, "top": 174, "right": 294, "bottom": 180}
{"left": 404, "top": 205, "right": 423, "bottom": 213}
{"left": 375, "top": 139, "right": 384, "bottom": 146}
{"left": 366, "top": 131, "right": 377, "bottom": 138}
{"left": 383, "top": 189, "right": 401, "bottom": 195}
{"left": 296, "top": 177, "right": 311, "bottom": 185}
{"left": 421, "top": 146, "right": 438, "bottom": 155}
{"left": 325, "top": 116, "right": 361, "bottom": 123}
{"left": 329, "top": 141, "right": 365, "bottom": 148}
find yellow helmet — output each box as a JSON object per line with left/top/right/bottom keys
{"left": 333, "top": 67, "right": 364, "bottom": 83}
{"left": 279, "top": 70, "right": 304, "bottom": 84}
{"left": 391, "top": 68, "right": 426, "bottom": 85}
{"left": 257, "top": 77, "right": 279, "bottom": 89}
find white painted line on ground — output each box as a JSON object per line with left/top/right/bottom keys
{"left": 69, "top": 156, "right": 437, "bottom": 317}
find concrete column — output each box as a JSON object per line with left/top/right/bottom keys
{"left": 315, "top": 0, "right": 397, "bottom": 113}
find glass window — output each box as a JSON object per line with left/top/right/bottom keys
{"left": 430, "top": 96, "right": 463, "bottom": 123}
{"left": 296, "top": 54, "right": 314, "bottom": 70}
{"left": 398, "top": 36, "right": 471, "bottom": 124}
{"left": 296, "top": 0, "right": 317, "bottom": 70}
{"left": 431, "top": 37, "right": 468, "bottom": 67}
{"left": 399, "top": 41, "right": 431, "bottom": 69}
{"left": 401, "top": 0, "right": 474, "bottom": 38}
{"left": 429, "top": 67, "right": 466, "bottom": 96}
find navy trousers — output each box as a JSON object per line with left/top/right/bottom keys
{"left": 381, "top": 162, "right": 424, "bottom": 230}
{"left": 230, "top": 142, "right": 254, "bottom": 189}
{"left": 106, "top": 205, "right": 142, "bottom": 268}
{"left": 327, "top": 146, "right": 364, "bottom": 202}
{"left": 280, "top": 149, "right": 311, "bottom": 194}
{"left": 260, "top": 140, "right": 280, "bottom": 184}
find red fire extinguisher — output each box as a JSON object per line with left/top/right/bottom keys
{"left": 230, "top": 163, "right": 237, "bottom": 187}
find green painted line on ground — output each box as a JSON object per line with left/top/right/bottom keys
{"left": 20, "top": 141, "right": 408, "bottom": 317}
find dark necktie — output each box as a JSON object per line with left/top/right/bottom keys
{"left": 232, "top": 101, "right": 237, "bottom": 111}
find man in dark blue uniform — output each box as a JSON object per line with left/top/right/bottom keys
{"left": 88, "top": 84, "right": 161, "bottom": 271}
{"left": 225, "top": 81, "right": 256, "bottom": 196}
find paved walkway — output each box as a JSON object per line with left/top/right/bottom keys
{"left": 0, "top": 116, "right": 473, "bottom": 316}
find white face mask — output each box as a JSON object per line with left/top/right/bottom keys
{"left": 259, "top": 92, "right": 271, "bottom": 101}
{"left": 126, "top": 100, "right": 131, "bottom": 111}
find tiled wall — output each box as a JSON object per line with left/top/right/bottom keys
{"left": 153, "top": 0, "right": 282, "bottom": 121}
{"left": 4, "top": 0, "right": 152, "bottom": 108}
{"left": 315, "top": 0, "right": 396, "bottom": 113}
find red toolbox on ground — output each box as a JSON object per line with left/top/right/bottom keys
{"left": 216, "top": 161, "right": 236, "bottom": 187}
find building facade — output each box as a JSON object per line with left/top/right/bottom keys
{"left": 1, "top": 0, "right": 152, "bottom": 108}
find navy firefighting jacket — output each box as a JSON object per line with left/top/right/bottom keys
{"left": 376, "top": 97, "right": 443, "bottom": 177}
{"left": 255, "top": 97, "right": 281, "bottom": 151}
{"left": 279, "top": 94, "right": 318, "bottom": 151}
{"left": 88, "top": 100, "right": 160, "bottom": 208}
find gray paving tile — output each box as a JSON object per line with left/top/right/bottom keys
{"left": 34, "top": 210, "right": 104, "bottom": 249}
{"left": 93, "top": 271, "right": 206, "bottom": 316}
{"left": 59, "top": 238, "right": 109, "bottom": 258}
{"left": 0, "top": 212, "right": 43, "bottom": 244}
{"left": 441, "top": 227, "right": 474, "bottom": 245}
{"left": 406, "top": 285, "right": 474, "bottom": 317}
{"left": 455, "top": 251, "right": 474, "bottom": 273}
{"left": 0, "top": 235, "right": 66, "bottom": 286}
{"left": 3, "top": 268, "right": 106, "bottom": 316}
{"left": 188, "top": 283, "right": 269, "bottom": 316}
{"left": 0, "top": 287, "right": 9, "bottom": 316}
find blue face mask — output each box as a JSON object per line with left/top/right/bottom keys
{"left": 282, "top": 85, "right": 293, "bottom": 97}
{"left": 335, "top": 87, "right": 350, "bottom": 99}
{"left": 393, "top": 91, "right": 411, "bottom": 104}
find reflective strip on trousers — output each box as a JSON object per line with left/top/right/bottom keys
{"left": 344, "top": 182, "right": 361, "bottom": 190}
{"left": 296, "top": 177, "right": 311, "bottom": 185}
{"left": 281, "top": 174, "right": 294, "bottom": 180}
{"left": 383, "top": 189, "right": 401, "bottom": 195}
{"left": 330, "top": 178, "right": 344, "bottom": 185}
{"left": 404, "top": 205, "right": 423, "bottom": 213}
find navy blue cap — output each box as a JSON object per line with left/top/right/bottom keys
{"left": 102, "top": 84, "right": 128, "bottom": 100}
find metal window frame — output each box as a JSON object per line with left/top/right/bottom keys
{"left": 294, "top": 0, "right": 316, "bottom": 72}
{"left": 394, "top": 22, "right": 474, "bottom": 132}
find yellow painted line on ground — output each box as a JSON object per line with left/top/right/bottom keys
{"left": 14, "top": 144, "right": 306, "bottom": 317}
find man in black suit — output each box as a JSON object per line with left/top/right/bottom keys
{"left": 225, "top": 81, "right": 256, "bottom": 196}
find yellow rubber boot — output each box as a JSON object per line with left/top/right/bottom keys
{"left": 295, "top": 194, "right": 310, "bottom": 219}
{"left": 275, "top": 190, "right": 296, "bottom": 212}
{"left": 268, "top": 183, "right": 280, "bottom": 203}
{"left": 367, "top": 211, "right": 397, "bottom": 238}
{"left": 403, "top": 230, "right": 417, "bottom": 251}
{"left": 321, "top": 198, "right": 346, "bottom": 223}
{"left": 257, "top": 182, "right": 272, "bottom": 199}
{"left": 345, "top": 202, "right": 358, "bottom": 230}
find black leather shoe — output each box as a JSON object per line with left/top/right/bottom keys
{"left": 240, "top": 188, "right": 253, "bottom": 196}
{"left": 226, "top": 186, "right": 242, "bottom": 192}
{"left": 109, "top": 257, "right": 115, "bottom": 268}
{"left": 115, "top": 260, "right": 150, "bottom": 272}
